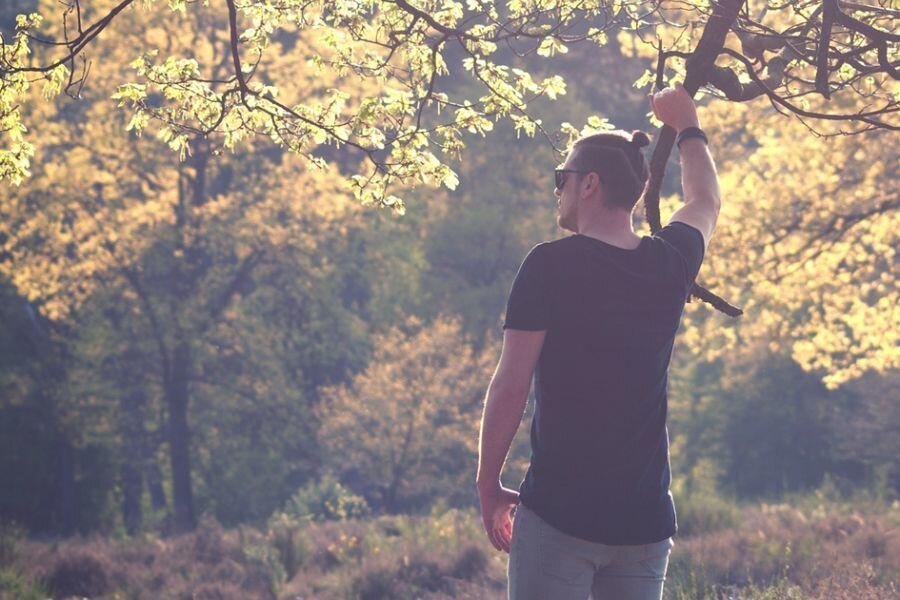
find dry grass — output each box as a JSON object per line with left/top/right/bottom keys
{"left": 3, "top": 500, "right": 897, "bottom": 599}
{"left": 666, "top": 500, "right": 900, "bottom": 599}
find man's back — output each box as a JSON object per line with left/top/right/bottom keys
{"left": 504, "top": 222, "right": 705, "bottom": 544}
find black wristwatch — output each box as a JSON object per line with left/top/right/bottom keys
{"left": 676, "top": 126, "right": 708, "bottom": 149}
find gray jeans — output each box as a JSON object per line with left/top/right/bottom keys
{"left": 508, "top": 504, "right": 673, "bottom": 600}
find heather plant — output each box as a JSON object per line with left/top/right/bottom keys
{"left": 667, "top": 499, "right": 899, "bottom": 599}
{"left": 277, "top": 509, "right": 504, "bottom": 598}
{"left": 41, "top": 549, "right": 110, "bottom": 599}
{"left": 2, "top": 496, "right": 896, "bottom": 598}
{"left": 15, "top": 524, "right": 278, "bottom": 599}
{"left": 351, "top": 557, "right": 448, "bottom": 599}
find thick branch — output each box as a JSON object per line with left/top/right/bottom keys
{"left": 644, "top": 0, "right": 745, "bottom": 318}
{"left": 832, "top": 4, "right": 900, "bottom": 43}
{"left": 392, "top": 0, "right": 475, "bottom": 40}
{"left": 123, "top": 267, "right": 172, "bottom": 384}
{"left": 718, "top": 48, "right": 898, "bottom": 128}
{"left": 224, "top": 0, "right": 250, "bottom": 97}
{"left": 645, "top": 0, "right": 744, "bottom": 232}
{"left": 203, "top": 249, "right": 264, "bottom": 334}
{"left": 816, "top": 0, "right": 836, "bottom": 98}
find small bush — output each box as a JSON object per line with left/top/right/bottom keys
{"left": 193, "top": 518, "right": 228, "bottom": 563}
{"left": 178, "top": 582, "right": 248, "bottom": 600}
{"left": 0, "top": 523, "right": 24, "bottom": 567}
{"left": 397, "top": 558, "right": 445, "bottom": 591}
{"left": 675, "top": 486, "right": 741, "bottom": 538}
{"left": 352, "top": 567, "right": 403, "bottom": 600}
{"left": 450, "top": 546, "right": 488, "bottom": 580}
{"left": 863, "top": 532, "right": 888, "bottom": 559}
{"left": 352, "top": 558, "right": 446, "bottom": 600}
{"left": 0, "top": 568, "right": 45, "bottom": 600}
{"left": 267, "top": 515, "right": 311, "bottom": 580}
{"left": 238, "top": 527, "right": 284, "bottom": 595}
{"left": 281, "top": 474, "right": 370, "bottom": 522}
{"left": 43, "top": 550, "right": 109, "bottom": 598}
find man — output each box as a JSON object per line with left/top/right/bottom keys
{"left": 476, "top": 83, "right": 720, "bottom": 600}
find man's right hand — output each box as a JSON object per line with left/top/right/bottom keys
{"left": 648, "top": 83, "right": 700, "bottom": 132}
{"left": 478, "top": 483, "right": 520, "bottom": 554}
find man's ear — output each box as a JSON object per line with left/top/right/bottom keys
{"left": 581, "top": 172, "right": 601, "bottom": 198}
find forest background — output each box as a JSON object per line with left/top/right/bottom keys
{"left": 0, "top": 0, "right": 897, "bottom": 598}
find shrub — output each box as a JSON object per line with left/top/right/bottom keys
{"left": 0, "top": 523, "right": 24, "bottom": 567}
{"left": 674, "top": 485, "right": 740, "bottom": 538}
{"left": 397, "top": 558, "right": 445, "bottom": 592}
{"left": 42, "top": 550, "right": 109, "bottom": 598}
{"left": 450, "top": 546, "right": 488, "bottom": 580}
{"left": 193, "top": 518, "right": 228, "bottom": 563}
{"left": 0, "top": 568, "right": 45, "bottom": 600}
{"left": 237, "top": 527, "right": 284, "bottom": 595}
{"left": 266, "top": 514, "right": 312, "bottom": 581}
{"left": 352, "top": 558, "right": 446, "bottom": 599}
{"left": 186, "top": 582, "right": 248, "bottom": 600}
{"left": 352, "top": 567, "right": 402, "bottom": 600}
{"left": 282, "top": 474, "right": 370, "bottom": 522}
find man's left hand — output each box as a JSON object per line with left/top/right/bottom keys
{"left": 478, "top": 484, "right": 520, "bottom": 553}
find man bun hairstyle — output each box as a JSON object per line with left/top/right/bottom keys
{"left": 571, "top": 129, "right": 651, "bottom": 210}
{"left": 630, "top": 130, "right": 651, "bottom": 148}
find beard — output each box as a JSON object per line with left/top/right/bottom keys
{"left": 557, "top": 204, "right": 576, "bottom": 233}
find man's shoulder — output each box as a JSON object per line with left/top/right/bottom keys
{"left": 649, "top": 222, "right": 706, "bottom": 289}
{"left": 652, "top": 222, "right": 705, "bottom": 252}
{"left": 517, "top": 236, "right": 583, "bottom": 273}
{"left": 527, "top": 235, "right": 580, "bottom": 256}
{"left": 651, "top": 222, "right": 705, "bottom": 261}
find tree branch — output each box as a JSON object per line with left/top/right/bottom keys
{"left": 816, "top": 0, "right": 836, "bottom": 98}
{"left": 644, "top": 0, "right": 745, "bottom": 317}
{"left": 0, "top": 0, "right": 136, "bottom": 75}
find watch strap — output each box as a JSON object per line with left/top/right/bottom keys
{"left": 676, "top": 126, "right": 708, "bottom": 149}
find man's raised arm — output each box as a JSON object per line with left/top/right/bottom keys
{"left": 649, "top": 84, "right": 721, "bottom": 248}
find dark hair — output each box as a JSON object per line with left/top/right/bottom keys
{"left": 571, "top": 130, "right": 651, "bottom": 210}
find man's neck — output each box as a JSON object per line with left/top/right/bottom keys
{"left": 576, "top": 210, "right": 641, "bottom": 249}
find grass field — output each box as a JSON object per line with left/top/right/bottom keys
{"left": 2, "top": 495, "right": 897, "bottom": 599}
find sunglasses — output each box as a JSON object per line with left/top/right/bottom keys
{"left": 554, "top": 168, "right": 595, "bottom": 191}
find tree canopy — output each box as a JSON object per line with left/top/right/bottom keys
{"left": 3, "top": 1, "right": 897, "bottom": 192}
{"left": 2, "top": 0, "right": 897, "bottom": 321}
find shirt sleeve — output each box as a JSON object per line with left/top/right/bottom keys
{"left": 656, "top": 222, "right": 705, "bottom": 290}
{"left": 503, "top": 243, "right": 552, "bottom": 331}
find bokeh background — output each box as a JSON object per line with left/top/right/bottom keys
{"left": 1, "top": 1, "right": 897, "bottom": 598}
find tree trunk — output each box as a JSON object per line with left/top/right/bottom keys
{"left": 120, "top": 388, "right": 146, "bottom": 535}
{"left": 167, "top": 341, "right": 196, "bottom": 532}
{"left": 54, "top": 431, "right": 77, "bottom": 536}
{"left": 121, "top": 461, "right": 143, "bottom": 535}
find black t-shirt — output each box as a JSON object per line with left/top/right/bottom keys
{"left": 503, "top": 222, "right": 705, "bottom": 544}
